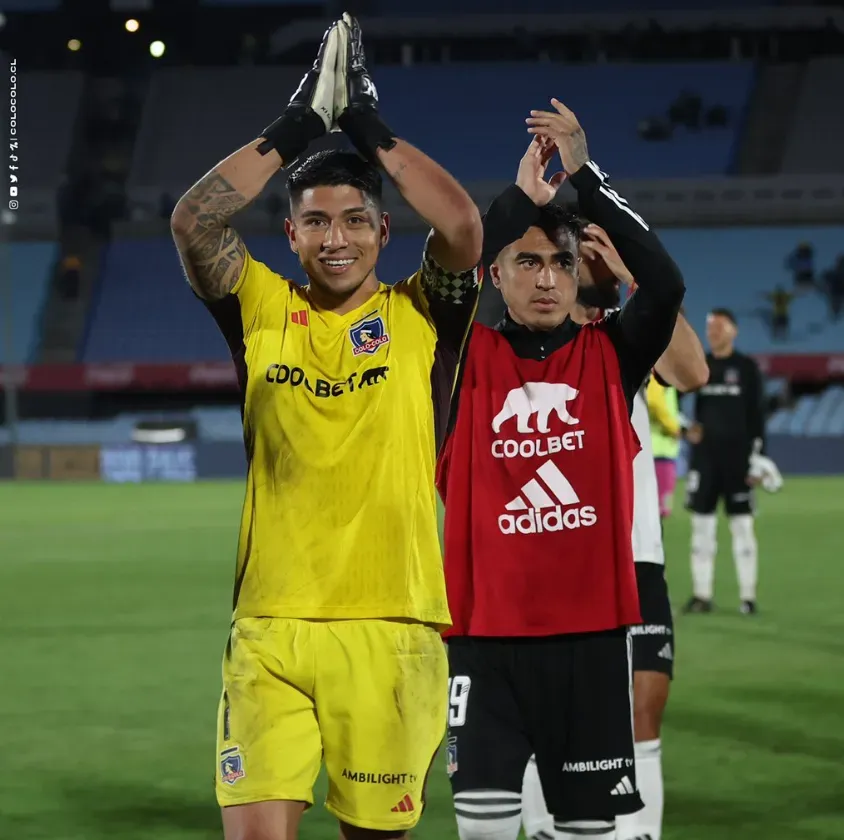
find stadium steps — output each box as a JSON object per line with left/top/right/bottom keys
{"left": 734, "top": 62, "right": 805, "bottom": 176}
{"left": 37, "top": 71, "right": 112, "bottom": 363}
{"left": 38, "top": 229, "right": 103, "bottom": 363}
{"left": 40, "top": 73, "right": 153, "bottom": 362}
{"left": 782, "top": 56, "right": 844, "bottom": 174}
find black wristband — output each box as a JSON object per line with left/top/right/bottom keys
{"left": 257, "top": 109, "right": 325, "bottom": 166}
{"left": 338, "top": 109, "right": 397, "bottom": 163}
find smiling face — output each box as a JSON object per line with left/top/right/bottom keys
{"left": 491, "top": 224, "right": 579, "bottom": 330}
{"left": 286, "top": 184, "right": 388, "bottom": 304}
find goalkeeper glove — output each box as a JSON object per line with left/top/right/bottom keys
{"left": 748, "top": 453, "right": 783, "bottom": 494}
{"left": 335, "top": 12, "right": 397, "bottom": 162}
{"left": 258, "top": 22, "right": 340, "bottom": 164}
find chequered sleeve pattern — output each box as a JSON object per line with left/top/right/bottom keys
{"left": 419, "top": 234, "right": 480, "bottom": 305}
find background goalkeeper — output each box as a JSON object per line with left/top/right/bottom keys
{"left": 171, "top": 14, "right": 482, "bottom": 840}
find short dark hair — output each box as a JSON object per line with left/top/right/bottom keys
{"left": 286, "top": 149, "right": 383, "bottom": 212}
{"left": 534, "top": 203, "right": 582, "bottom": 250}
{"left": 710, "top": 307, "right": 737, "bottom": 325}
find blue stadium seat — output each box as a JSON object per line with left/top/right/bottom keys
{"left": 786, "top": 395, "right": 819, "bottom": 436}
{"left": 660, "top": 225, "right": 844, "bottom": 354}
{"left": 766, "top": 407, "right": 793, "bottom": 436}
{"left": 1, "top": 242, "right": 58, "bottom": 363}
{"left": 369, "top": 0, "right": 772, "bottom": 12}
{"left": 130, "top": 62, "right": 753, "bottom": 191}
{"left": 827, "top": 395, "right": 844, "bottom": 436}
{"left": 85, "top": 221, "right": 844, "bottom": 362}
{"left": 82, "top": 234, "right": 428, "bottom": 362}
{"left": 805, "top": 386, "right": 844, "bottom": 437}
{"left": 375, "top": 62, "right": 753, "bottom": 180}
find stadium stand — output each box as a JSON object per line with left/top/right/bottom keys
{"left": 1, "top": 242, "right": 59, "bottom": 363}
{"left": 13, "top": 71, "right": 84, "bottom": 223}
{"left": 82, "top": 222, "right": 843, "bottom": 363}
{"left": 127, "top": 61, "right": 753, "bottom": 198}
{"left": 81, "top": 233, "right": 428, "bottom": 362}
{"left": 660, "top": 226, "right": 844, "bottom": 353}
{"left": 781, "top": 57, "right": 844, "bottom": 176}
{"left": 7, "top": 381, "right": 844, "bottom": 448}
{"left": 368, "top": 0, "right": 774, "bottom": 13}
{"left": 201, "top": 0, "right": 777, "bottom": 8}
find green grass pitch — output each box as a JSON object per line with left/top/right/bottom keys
{"left": 1, "top": 478, "right": 843, "bottom": 840}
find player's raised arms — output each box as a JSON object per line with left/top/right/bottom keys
{"left": 375, "top": 139, "right": 482, "bottom": 274}
{"left": 170, "top": 145, "right": 272, "bottom": 301}
{"left": 335, "top": 15, "right": 481, "bottom": 273}
{"left": 171, "top": 22, "right": 340, "bottom": 301}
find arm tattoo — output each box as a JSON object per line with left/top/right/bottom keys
{"left": 570, "top": 128, "right": 589, "bottom": 171}
{"left": 174, "top": 173, "right": 251, "bottom": 300}
{"left": 386, "top": 160, "right": 409, "bottom": 186}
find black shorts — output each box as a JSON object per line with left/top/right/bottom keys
{"left": 685, "top": 446, "right": 755, "bottom": 516}
{"left": 446, "top": 629, "right": 642, "bottom": 821}
{"left": 631, "top": 562, "right": 674, "bottom": 678}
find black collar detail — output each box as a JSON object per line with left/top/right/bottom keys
{"left": 494, "top": 311, "right": 581, "bottom": 361}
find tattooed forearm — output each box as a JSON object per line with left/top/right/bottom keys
{"left": 385, "top": 160, "right": 409, "bottom": 185}
{"left": 569, "top": 128, "right": 589, "bottom": 171}
{"left": 172, "top": 172, "right": 252, "bottom": 300}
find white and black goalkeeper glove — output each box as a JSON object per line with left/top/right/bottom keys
{"left": 748, "top": 452, "right": 783, "bottom": 494}
{"left": 257, "top": 22, "right": 340, "bottom": 164}
{"left": 334, "top": 12, "right": 397, "bottom": 162}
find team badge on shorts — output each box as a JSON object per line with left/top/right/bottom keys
{"left": 349, "top": 313, "right": 389, "bottom": 356}
{"left": 446, "top": 735, "right": 458, "bottom": 777}
{"left": 220, "top": 746, "right": 246, "bottom": 785}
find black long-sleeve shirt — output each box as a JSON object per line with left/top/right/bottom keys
{"left": 694, "top": 351, "right": 766, "bottom": 453}
{"left": 472, "top": 161, "right": 685, "bottom": 413}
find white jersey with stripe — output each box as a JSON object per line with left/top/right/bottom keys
{"left": 631, "top": 384, "right": 665, "bottom": 566}
{"left": 598, "top": 306, "right": 664, "bottom": 565}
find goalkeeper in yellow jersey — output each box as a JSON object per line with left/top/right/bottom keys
{"left": 170, "top": 14, "right": 482, "bottom": 840}
{"left": 647, "top": 375, "right": 682, "bottom": 519}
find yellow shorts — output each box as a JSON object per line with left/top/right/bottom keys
{"left": 215, "top": 617, "right": 448, "bottom": 831}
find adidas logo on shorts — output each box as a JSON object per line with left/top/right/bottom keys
{"left": 657, "top": 642, "right": 673, "bottom": 661}
{"left": 610, "top": 776, "right": 635, "bottom": 796}
{"left": 391, "top": 794, "right": 414, "bottom": 813}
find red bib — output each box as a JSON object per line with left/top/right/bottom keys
{"left": 438, "top": 322, "right": 642, "bottom": 637}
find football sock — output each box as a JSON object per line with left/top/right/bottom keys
{"left": 554, "top": 819, "right": 615, "bottom": 839}
{"left": 454, "top": 790, "right": 522, "bottom": 840}
{"left": 690, "top": 513, "right": 717, "bottom": 600}
{"left": 522, "top": 755, "right": 555, "bottom": 840}
{"left": 616, "top": 739, "right": 663, "bottom": 840}
{"left": 729, "top": 514, "right": 758, "bottom": 602}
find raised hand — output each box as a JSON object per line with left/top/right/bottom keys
{"left": 580, "top": 223, "right": 634, "bottom": 286}
{"left": 525, "top": 99, "right": 590, "bottom": 175}
{"left": 335, "top": 12, "right": 397, "bottom": 160}
{"left": 257, "top": 22, "right": 339, "bottom": 163}
{"left": 515, "top": 136, "right": 567, "bottom": 206}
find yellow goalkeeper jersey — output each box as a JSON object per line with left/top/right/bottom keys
{"left": 204, "top": 241, "right": 478, "bottom": 628}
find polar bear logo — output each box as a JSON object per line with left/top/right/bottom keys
{"left": 492, "top": 382, "right": 580, "bottom": 434}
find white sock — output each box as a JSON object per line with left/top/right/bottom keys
{"left": 554, "top": 819, "right": 614, "bottom": 839}
{"left": 730, "top": 514, "right": 758, "bottom": 601}
{"left": 522, "top": 755, "right": 554, "bottom": 840}
{"left": 616, "top": 739, "right": 663, "bottom": 840}
{"left": 690, "top": 513, "right": 717, "bottom": 600}
{"left": 454, "top": 790, "right": 522, "bottom": 840}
